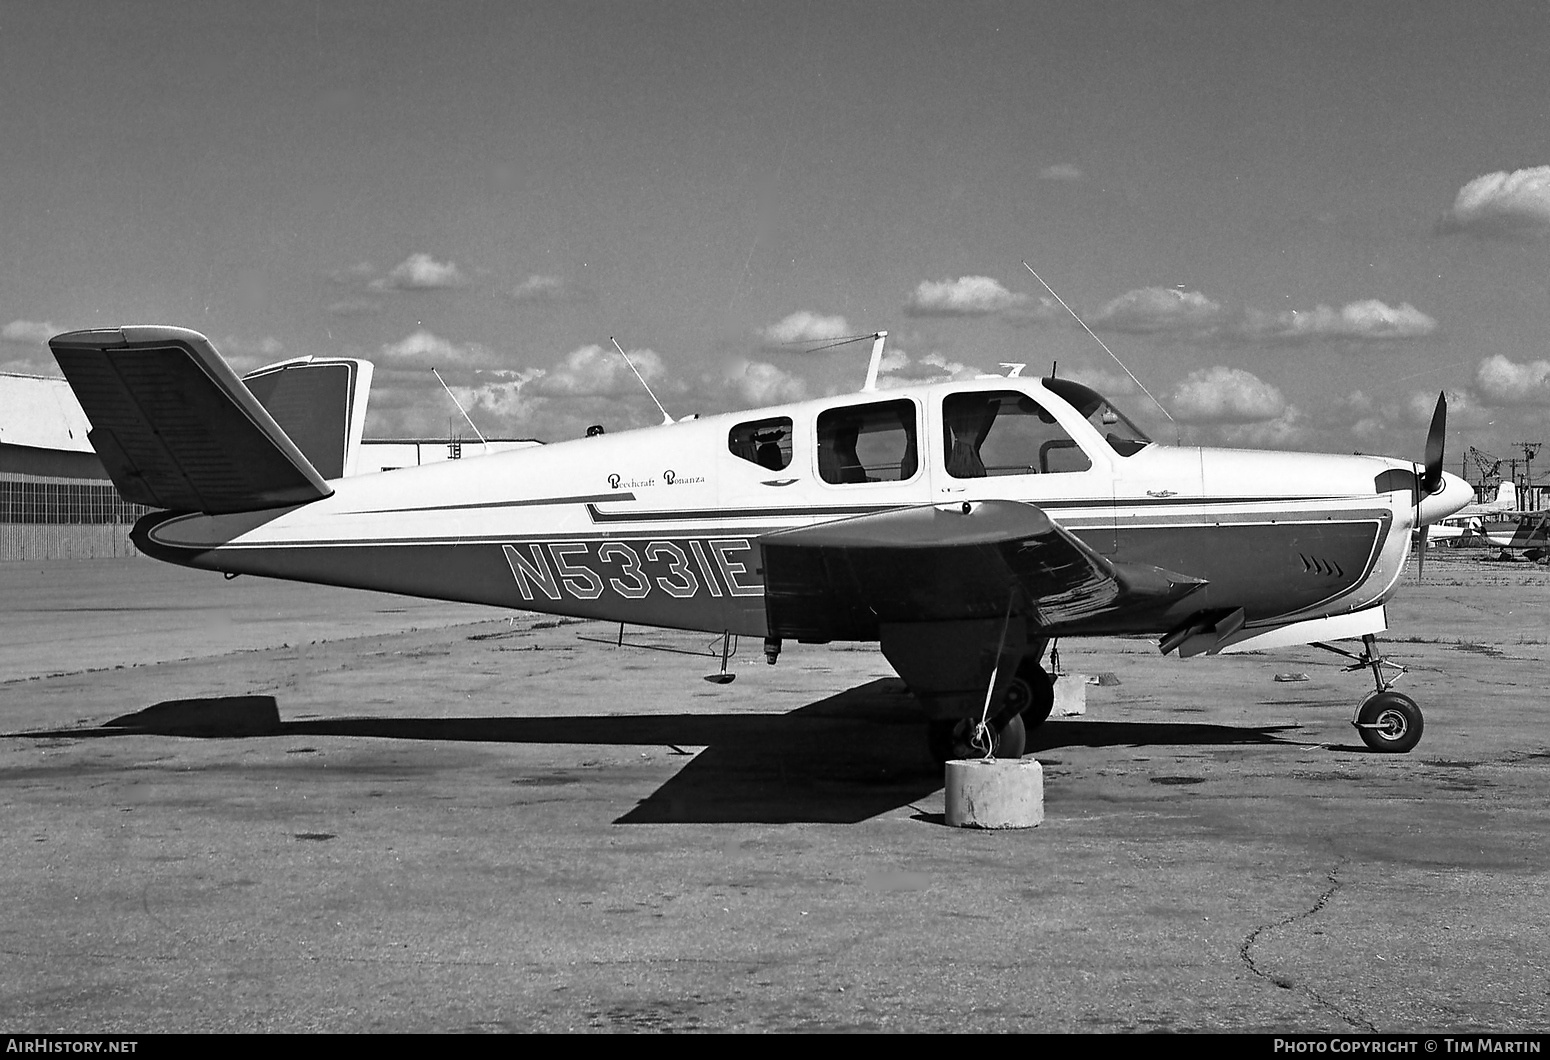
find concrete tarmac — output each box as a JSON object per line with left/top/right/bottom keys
{"left": 1, "top": 553, "right": 1547, "bottom": 1033}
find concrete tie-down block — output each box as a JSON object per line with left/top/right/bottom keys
{"left": 944, "top": 758, "right": 1044, "bottom": 829}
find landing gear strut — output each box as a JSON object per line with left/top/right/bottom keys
{"left": 1315, "top": 634, "right": 1425, "bottom": 754}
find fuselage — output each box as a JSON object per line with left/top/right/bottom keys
{"left": 135, "top": 375, "right": 1472, "bottom": 647}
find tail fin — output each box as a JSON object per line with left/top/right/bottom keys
{"left": 49, "top": 326, "right": 333, "bottom": 514}
{"left": 1491, "top": 481, "right": 1517, "bottom": 511}
{"left": 243, "top": 356, "right": 374, "bottom": 479}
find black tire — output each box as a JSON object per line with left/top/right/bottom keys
{"left": 1002, "top": 659, "right": 1055, "bottom": 730}
{"left": 1355, "top": 691, "right": 1424, "bottom": 753}
{"left": 926, "top": 713, "right": 1026, "bottom": 764}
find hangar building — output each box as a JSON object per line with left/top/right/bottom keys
{"left": 0, "top": 371, "right": 147, "bottom": 560}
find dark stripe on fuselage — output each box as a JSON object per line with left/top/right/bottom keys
{"left": 136, "top": 504, "right": 1393, "bottom": 641}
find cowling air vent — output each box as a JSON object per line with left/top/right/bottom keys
{"left": 1299, "top": 554, "right": 1345, "bottom": 578}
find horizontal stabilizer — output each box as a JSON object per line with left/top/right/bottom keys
{"left": 761, "top": 500, "right": 1204, "bottom": 641}
{"left": 50, "top": 326, "right": 333, "bottom": 514}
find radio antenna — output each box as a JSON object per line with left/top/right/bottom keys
{"left": 1022, "top": 261, "right": 1179, "bottom": 440}
{"left": 611, "top": 337, "right": 674, "bottom": 425}
{"left": 431, "top": 367, "right": 488, "bottom": 449}
{"left": 862, "top": 331, "right": 888, "bottom": 391}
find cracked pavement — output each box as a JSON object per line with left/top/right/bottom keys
{"left": 1, "top": 553, "right": 1546, "bottom": 1032}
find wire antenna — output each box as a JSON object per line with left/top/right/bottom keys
{"left": 611, "top": 337, "right": 674, "bottom": 425}
{"left": 431, "top": 367, "right": 488, "bottom": 449}
{"left": 1022, "top": 261, "right": 1179, "bottom": 440}
{"left": 777, "top": 331, "right": 889, "bottom": 390}
{"left": 786, "top": 333, "right": 877, "bottom": 355}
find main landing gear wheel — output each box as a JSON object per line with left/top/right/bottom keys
{"left": 927, "top": 713, "right": 1026, "bottom": 764}
{"left": 1355, "top": 691, "right": 1424, "bottom": 754}
{"left": 1004, "top": 659, "right": 1055, "bottom": 731}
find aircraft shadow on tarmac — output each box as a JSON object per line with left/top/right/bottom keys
{"left": 20, "top": 680, "right": 1300, "bottom": 824}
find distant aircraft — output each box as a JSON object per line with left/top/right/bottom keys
{"left": 1427, "top": 481, "right": 1517, "bottom": 546}
{"left": 1478, "top": 507, "right": 1550, "bottom": 559}
{"left": 51, "top": 326, "right": 1473, "bottom": 758}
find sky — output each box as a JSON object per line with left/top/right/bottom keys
{"left": 2, "top": 0, "right": 1549, "bottom": 476}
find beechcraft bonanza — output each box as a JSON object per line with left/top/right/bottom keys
{"left": 51, "top": 325, "right": 1474, "bottom": 760}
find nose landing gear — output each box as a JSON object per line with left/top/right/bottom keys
{"left": 1314, "top": 634, "right": 1425, "bottom": 753}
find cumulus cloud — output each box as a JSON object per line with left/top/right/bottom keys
{"left": 1474, "top": 354, "right": 1550, "bottom": 406}
{"left": 365, "top": 342, "right": 665, "bottom": 441}
{"left": 905, "top": 276, "right": 1033, "bottom": 317}
{"left": 1170, "top": 366, "right": 1286, "bottom": 424}
{"left": 510, "top": 274, "right": 589, "bottom": 303}
{"left": 376, "top": 330, "right": 506, "bottom": 370}
{"left": 2, "top": 320, "right": 59, "bottom": 344}
{"left": 1088, "top": 288, "right": 1437, "bottom": 347}
{"left": 873, "top": 348, "right": 983, "bottom": 388}
{"left": 1207, "top": 407, "right": 1311, "bottom": 449}
{"left": 758, "top": 311, "right": 852, "bottom": 348}
{"left": 1038, "top": 164, "right": 1083, "bottom": 182}
{"left": 1091, "top": 288, "right": 1226, "bottom": 334}
{"left": 1237, "top": 300, "right": 1437, "bottom": 342}
{"left": 725, "top": 359, "right": 809, "bottom": 406}
{"left": 371, "top": 253, "right": 467, "bottom": 291}
{"left": 364, "top": 371, "right": 542, "bottom": 441}
{"left": 527, "top": 343, "right": 666, "bottom": 399}
{"left": 1437, "top": 166, "right": 1550, "bottom": 240}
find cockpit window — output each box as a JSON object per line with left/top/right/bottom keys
{"left": 816, "top": 399, "right": 919, "bottom": 484}
{"left": 942, "top": 391, "right": 1093, "bottom": 477}
{"left": 1042, "top": 378, "right": 1151, "bottom": 456}
{"left": 729, "top": 416, "right": 792, "bottom": 471}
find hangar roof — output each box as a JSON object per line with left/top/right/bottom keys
{"left": 0, "top": 373, "right": 94, "bottom": 452}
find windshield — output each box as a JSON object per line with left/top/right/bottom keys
{"left": 1041, "top": 378, "right": 1151, "bottom": 456}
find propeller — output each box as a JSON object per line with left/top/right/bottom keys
{"left": 1416, "top": 391, "right": 1447, "bottom": 580}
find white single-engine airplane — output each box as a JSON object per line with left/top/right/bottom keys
{"left": 51, "top": 326, "right": 1473, "bottom": 760}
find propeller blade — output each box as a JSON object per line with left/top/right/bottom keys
{"left": 1423, "top": 391, "right": 1446, "bottom": 496}
{"left": 1417, "top": 524, "right": 1428, "bottom": 581}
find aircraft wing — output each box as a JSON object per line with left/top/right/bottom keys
{"left": 50, "top": 327, "right": 333, "bottom": 514}
{"left": 760, "top": 500, "right": 1205, "bottom": 642}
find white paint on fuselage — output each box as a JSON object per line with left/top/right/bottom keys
{"left": 146, "top": 375, "right": 1473, "bottom": 643}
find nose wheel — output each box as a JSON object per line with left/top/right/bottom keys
{"left": 1355, "top": 690, "right": 1424, "bottom": 753}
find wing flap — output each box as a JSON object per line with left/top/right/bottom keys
{"left": 50, "top": 326, "right": 332, "bottom": 514}
{"left": 761, "top": 500, "right": 1204, "bottom": 641}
